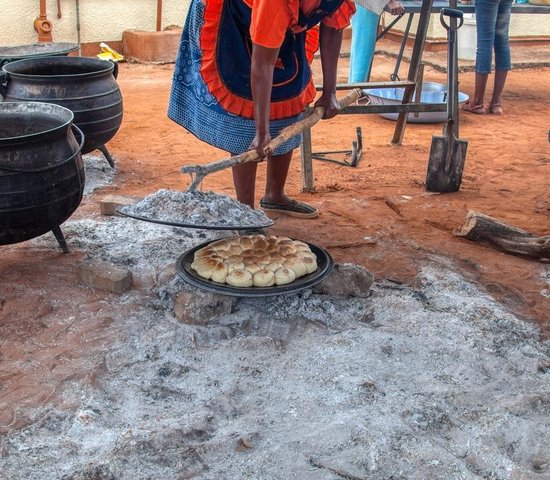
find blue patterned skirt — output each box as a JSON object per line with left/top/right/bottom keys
{"left": 168, "top": 0, "right": 304, "bottom": 155}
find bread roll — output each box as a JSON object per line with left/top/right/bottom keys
{"left": 226, "top": 269, "right": 253, "bottom": 287}
{"left": 269, "top": 253, "right": 285, "bottom": 263}
{"left": 225, "top": 256, "right": 245, "bottom": 268}
{"left": 253, "top": 269, "right": 275, "bottom": 287}
{"left": 239, "top": 236, "right": 255, "bottom": 250}
{"left": 266, "top": 245, "right": 280, "bottom": 254}
{"left": 255, "top": 255, "right": 272, "bottom": 267}
{"left": 283, "top": 257, "right": 308, "bottom": 277}
{"left": 265, "top": 262, "right": 284, "bottom": 273}
{"left": 209, "top": 239, "right": 232, "bottom": 251}
{"left": 277, "top": 238, "right": 294, "bottom": 247}
{"left": 274, "top": 267, "right": 296, "bottom": 285}
{"left": 275, "top": 236, "right": 292, "bottom": 244}
{"left": 241, "top": 249, "right": 257, "bottom": 259}
{"left": 253, "top": 237, "right": 269, "bottom": 250}
{"left": 192, "top": 257, "right": 221, "bottom": 279}
{"left": 300, "top": 254, "right": 318, "bottom": 274}
{"left": 228, "top": 245, "right": 243, "bottom": 256}
{"left": 300, "top": 251, "right": 317, "bottom": 262}
{"left": 280, "top": 245, "right": 297, "bottom": 256}
{"left": 195, "top": 246, "right": 215, "bottom": 259}
{"left": 225, "top": 261, "right": 245, "bottom": 272}
{"left": 243, "top": 262, "right": 262, "bottom": 275}
{"left": 293, "top": 241, "right": 311, "bottom": 252}
{"left": 210, "top": 262, "right": 229, "bottom": 283}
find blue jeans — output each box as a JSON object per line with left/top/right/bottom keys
{"left": 475, "top": 0, "right": 513, "bottom": 74}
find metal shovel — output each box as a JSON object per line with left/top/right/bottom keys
{"left": 181, "top": 89, "right": 363, "bottom": 191}
{"left": 426, "top": 8, "right": 468, "bottom": 193}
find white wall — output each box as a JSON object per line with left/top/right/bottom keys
{"left": 0, "top": 0, "right": 191, "bottom": 46}
{"left": 381, "top": 11, "right": 550, "bottom": 41}
{"left": 0, "top": 1, "right": 547, "bottom": 47}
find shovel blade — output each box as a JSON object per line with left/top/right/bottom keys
{"left": 426, "top": 135, "right": 468, "bottom": 193}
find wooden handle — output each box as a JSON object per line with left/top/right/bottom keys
{"left": 184, "top": 89, "right": 363, "bottom": 175}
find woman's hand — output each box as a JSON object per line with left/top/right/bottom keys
{"left": 249, "top": 131, "right": 272, "bottom": 160}
{"left": 384, "top": 0, "right": 405, "bottom": 16}
{"left": 314, "top": 91, "right": 340, "bottom": 119}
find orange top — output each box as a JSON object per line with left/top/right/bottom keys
{"left": 247, "top": 0, "right": 356, "bottom": 48}
{"left": 200, "top": 0, "right": 355, "bottom": 120}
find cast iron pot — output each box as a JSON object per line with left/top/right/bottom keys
{"left": 0, "top": 56, "right": 122, "bottom": 157}
{"left": 0, "top": 102, "right": 85, "bottom": 251}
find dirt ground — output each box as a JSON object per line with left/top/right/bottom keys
{"left": 0, "top": 51, "right": 549, "bottom": 479}
{"left": 104, "top": 56, "right": 549, "bottom": 335}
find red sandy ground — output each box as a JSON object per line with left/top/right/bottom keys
{"left": 0, "top": 54, "right": 548, "bottom": 433}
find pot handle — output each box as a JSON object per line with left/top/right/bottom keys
{"left": 0, "top": 71, "right": 8, "bottom": 98}
{"left": 71, "top": 124, "right": 86, "bottom": 154}
{"left": 110, "top": 60, "right": 119, "bottom": 80}
{"left": 71, "top": 124, "right": 86, "bottom": 186}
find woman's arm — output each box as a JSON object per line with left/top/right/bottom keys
{"left": 315, "top": 23, "right": 344, "bottom": 119}
{"left": 250, "top": 43, "right": 280, "bottom": 158}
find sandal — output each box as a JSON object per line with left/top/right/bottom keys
{"left": 461, "top": 101, "right": 486, "bottom": 114}
{"left": 259, "top": 198, "right": 319, "bottom": 219}
{"left": 489, "top": 103, "right": 503, "bottom": 115}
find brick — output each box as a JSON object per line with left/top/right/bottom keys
{"left": 313, "top": 263, "right": 374, "bottom": 298}
{"left": 99, "top": 195, "right": 139, "bottom": 216}
{"left": 79, "top": 260, "right": 133, "bottom": 293}
{"left": 173, "top": 290, "right": 234, "bottom": 325}
{"left": 122, "top": 29, "right": 182, "bottom": 63}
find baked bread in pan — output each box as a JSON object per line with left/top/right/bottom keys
{"left": 191, "top": 235, "right": 318, "bottom": 287}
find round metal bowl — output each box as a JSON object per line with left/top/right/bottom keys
{"left": 365, "top": 82, "right": 469, "bottom": 124}
{"left": 176, "top": 238, "right": 334, "bottom": 297}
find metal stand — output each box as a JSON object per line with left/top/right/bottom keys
{"left": 98, "top": 144, "right": 115, "bottom": 168}
{"left": 300, "top": 0, "right": 438, "bottom": 192}
{"left": 311, "top": 127, "right": 362, "bottom": 167}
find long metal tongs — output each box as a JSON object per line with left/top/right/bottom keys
{"left": 181, "top": 89, "right": 362, "bottom": 191}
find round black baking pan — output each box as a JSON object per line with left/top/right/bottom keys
{"left": 175, "top": 238, "right": 333, "bottom": 297}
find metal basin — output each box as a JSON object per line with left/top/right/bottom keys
{"left": 365, "top": 82, "right": 469, "bottom": 123}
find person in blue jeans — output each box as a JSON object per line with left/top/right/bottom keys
{"left": 462, "top": 0, "right": 514, "bottom": 115}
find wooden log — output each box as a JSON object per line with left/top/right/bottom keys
{"left": 453, "top": 210, "right": 550, "bottom": 262}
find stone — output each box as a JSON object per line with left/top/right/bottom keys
{"left": 173, "top": 290, "right": 234, "bottom": 325}
{"left": 131, "top": 264, "right": 157, "bottom": 290}
{"left": 99, "top": 195, "right": 138, "bottom": 216}
{"left": 157, "top": 262, "right": 176, "bottom": 287}
{"left": 313, "top": 263, "right": 374, "bottom": 298}
{"left": 79, "top": 260, "right": 133, "bottom": 293}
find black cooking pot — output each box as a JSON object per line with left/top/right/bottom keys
{"left": 0, "top": 102, "right": 85, "bottom": 251}
{"left": 0, "top": 56, "right": 122, "bottom": 159}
